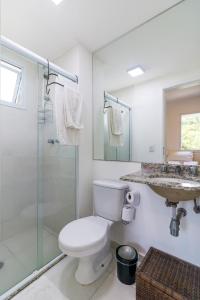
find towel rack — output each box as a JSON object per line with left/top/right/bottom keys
{"left": 44, "top": 60, "right": 78, "bottom": 95}
{"left": 104, "top": 91, "right": 132, "bottom": 110}
{"left": 104, "top": 91, "right": 132, "bottom": 111}
{"left": 44, "top": 60, "right": 64, "bottom": 95}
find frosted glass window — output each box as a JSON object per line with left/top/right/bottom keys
{"left": 181, "top": 113, "right": 200, "bottom": 150}
{"left": 0, "top": 60, "right": 22, "bottom": 104}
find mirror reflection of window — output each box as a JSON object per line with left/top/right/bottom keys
{"left": 165, "top": 81, "right": 200, "bottom": 165}
{"left": 181, "top": 113, "right": 200, "bottom": 151}
{"left": 0, "top": 60, "right": 22, "bottom": 104}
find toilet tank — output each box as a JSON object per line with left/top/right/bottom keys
{"left": 93, "top": 180, "right": 129, "bottom": 221}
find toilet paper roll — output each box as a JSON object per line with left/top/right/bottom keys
{"left": 122, "top": 205, "right": 134, "bottom": 223}
{"left": 126, "top": 191, "right": 134, "bottom": 204}
{"left": 126, "top": 191, "right": 140, "bottom": 207}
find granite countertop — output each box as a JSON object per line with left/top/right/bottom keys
{"left": 120, "top": 166, "right": 200, "bottom": 192}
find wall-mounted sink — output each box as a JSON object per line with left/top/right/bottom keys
{"left": 148, "top": 177, "right": 200, "bottom": 203}
{"left": 120, "top": 164, "right": 200, "bottom": 236}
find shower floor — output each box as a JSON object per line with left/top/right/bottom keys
{"left": 0, "top": 227, "right": 59, "bottom": 295}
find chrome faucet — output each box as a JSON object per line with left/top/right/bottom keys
{"left": 189, "top": 166, "right": 198, "bottom": 176}
{"left": 175, "top": 165, "right": 182, "bottom": 175}
{"left": 160, "top": 164, "right": 168, "bottom": 173}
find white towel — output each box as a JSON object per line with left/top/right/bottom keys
{"left": 110, "top": 107, "right": 123, "bottom": 136}
{"left": 63, "top": 85, "right": 83, "bottom": 130}
{"left": 54, "top": 76, "right": 83, "bottom": 145}
{"left": 106, "top": 107, "right": 124, "bottom": 147}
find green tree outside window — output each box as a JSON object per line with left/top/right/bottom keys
{"left": 181, "top": 113, "right": 200, "bottom": 150}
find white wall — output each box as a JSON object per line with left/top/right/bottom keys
{"left": 93, "top": 160, "right": 200, "bottom": 266}
{"left": 55, "top": 44, "right": 93, "bottom": 218}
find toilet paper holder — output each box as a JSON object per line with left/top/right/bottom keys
{"left": 122, "top": 191, "right": 140, "bottom": 224}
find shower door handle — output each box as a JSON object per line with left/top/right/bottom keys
{"left": 48, "top": 139, "right": 60, "bottom": 144}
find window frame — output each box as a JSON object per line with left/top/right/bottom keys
{"left": 0, "top": 58, "right": 24, "bottom": 109}
{"left": 180, "top": 112, "right": 200, "bottom": 152}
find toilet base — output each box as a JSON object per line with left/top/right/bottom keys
{"left": 75, "top": 243, "right": 112, "bottom": 285}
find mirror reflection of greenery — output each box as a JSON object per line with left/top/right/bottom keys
{"left": 181, "top": 113, "right": 200, "bottom": 150}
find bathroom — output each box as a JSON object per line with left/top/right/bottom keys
{"left": 0, "top": 0, "right": 200, "bottom": 299}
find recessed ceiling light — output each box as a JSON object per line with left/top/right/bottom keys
{"left": 127, "top": 66, "right": 145, "bottom": 78}
{"left": 51, "top": 0, "right": 63, "bottom": 5}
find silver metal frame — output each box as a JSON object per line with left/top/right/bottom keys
{"left": 0, "top": 36, "right": 78, "bottom": 83}
{"left": 104, "top": 91, "right": 132, "bottom": 110}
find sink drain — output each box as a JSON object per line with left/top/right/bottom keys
{"left": 0, "top": 262, "right": 4, "bottom": 269}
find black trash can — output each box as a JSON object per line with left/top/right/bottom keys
{"left": 116, "top": 245, "right": 138, "bottom": 285}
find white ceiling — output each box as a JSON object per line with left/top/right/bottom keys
{"left": 94, "top": 0, "right": 200, "bottom": 91}
{"left": 1, "top": 0, "right": 182, "bottom": 59}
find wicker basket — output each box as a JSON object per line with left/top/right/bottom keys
{"left": 136, "top": 247, "right": 200, "bottom": 300}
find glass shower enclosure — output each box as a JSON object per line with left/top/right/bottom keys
{"left": 0, "top": 39, "right": 77, "bottom": 296}
{"left": 104, "top": 93, "right": 132, "bottom": 161}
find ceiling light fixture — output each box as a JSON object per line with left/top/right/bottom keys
{"left": 51, "top": 0, "right": 63, "bottom": 5}
{"left": 127, "top": 66, "right": 145, "bottom": 78}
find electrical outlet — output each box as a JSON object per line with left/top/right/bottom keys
{"left": 149, "top": 145, "right": 155, "bottom": 152}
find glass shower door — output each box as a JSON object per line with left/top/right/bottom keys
{"left": 0, "top": 45, "right": 38, "bottom": 294}
{"left": 37, "top": 66, "right": 77, "bottom": 268}
{"left": 0, "top": 51, "right": 77, "bottom": 296}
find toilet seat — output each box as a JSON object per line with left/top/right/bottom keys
{"left": 59, "top": 216, "right": 112, "bottom": 257}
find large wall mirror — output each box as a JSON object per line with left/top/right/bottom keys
{"left": 93, "top": 0, "right": 200, "bottom": 164}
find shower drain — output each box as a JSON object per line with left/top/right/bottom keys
{"left": 0, "top": 262, "right": 4, "bottom": 269}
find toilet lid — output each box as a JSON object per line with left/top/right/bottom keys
{"left": 59, "top": 216, "right": 109, "bottom": 253}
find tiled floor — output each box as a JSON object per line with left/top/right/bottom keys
{"left": 0, "top": 228, "right": 59, "bottom": 295}
{"left": 12, "top": 256, "right": 136, "bottom": 300}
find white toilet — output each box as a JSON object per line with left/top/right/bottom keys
{"left": 58, "top": 180, "right": 128, "bottom": 285}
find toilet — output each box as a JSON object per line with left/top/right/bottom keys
{"left": 58, "top": 180, "right": 128, "bottom": 285}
